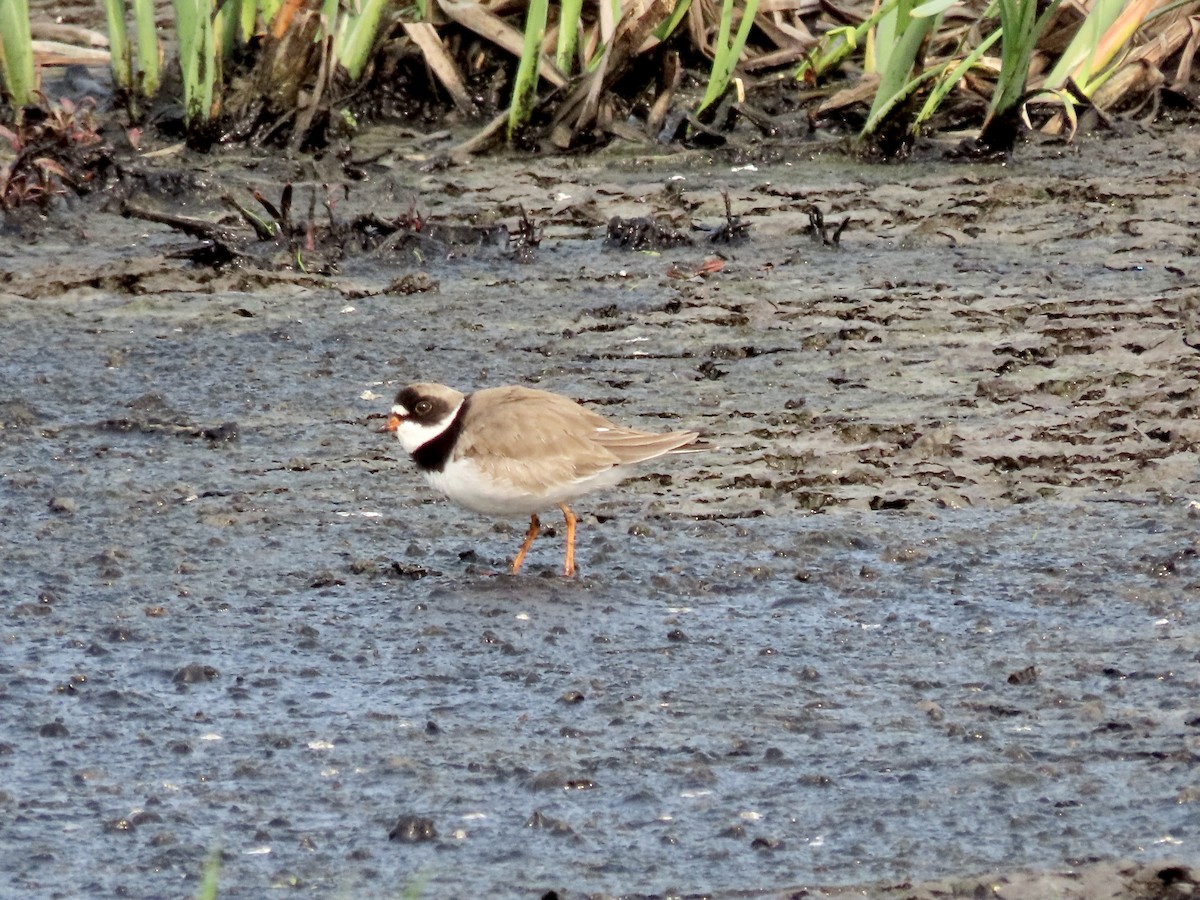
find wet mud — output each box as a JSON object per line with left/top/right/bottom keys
{"left": 2, "top": 124, "right": 1199, "bottom": 898}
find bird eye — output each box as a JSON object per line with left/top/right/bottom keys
{"left": 415, "top": 400, "right": 433, "bottom": 415}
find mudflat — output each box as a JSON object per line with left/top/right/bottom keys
{"left": 1, "top": 123, "right": 1197, "bottom": 897}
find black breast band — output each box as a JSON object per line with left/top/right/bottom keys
{"left": 411, "top": 397, "right": 470, "bottom": 472}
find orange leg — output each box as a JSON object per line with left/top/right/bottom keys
{"left": 559, "top": 503, "right": 577, "bottom": 577}
{"left": 509, "top": 513, "right": 540, "bottom": 575}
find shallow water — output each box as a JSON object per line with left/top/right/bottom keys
{"left": 3, "top": 488, "right": 1198, "bottom": 897}
{"left": 2, "top": 128, "right": 1200, "bottom": 897}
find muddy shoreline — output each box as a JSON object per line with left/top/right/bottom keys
{"left": 2, "top": 122, "right": 1199, "bottom": 898}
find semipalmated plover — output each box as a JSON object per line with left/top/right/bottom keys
{"left": 384, "top": 382, "right": 703, "bottom": 576}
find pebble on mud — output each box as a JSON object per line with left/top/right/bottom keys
{"left": 309, "top": 571, "right": 345, "bottom": 588}
{"left": 526, "top": 810, "right": 574, "bottom": 834}
{"left": 750, "top": 836, "right": 785, "bottom": 851}
{"left": 1008, "top": 664, "right": 1039, "bottom": 685}
{"left": 388, "top": 815, "right": 437, "bottom": 842}
{"left": 48, "top": 496, "right": 77, "bottom": 515}
{"left": 172, "top": 663, "right": 219, "bottom": 684}
{"left": 200, "top": 422, "right": 239, "bottom": 443}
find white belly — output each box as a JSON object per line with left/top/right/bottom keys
{"left": 425, "top": 456, "right": 625, "bottom": 516}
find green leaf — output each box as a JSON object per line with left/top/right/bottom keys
{"left": 910, "top": 0, "right": 959, "bottom": 17}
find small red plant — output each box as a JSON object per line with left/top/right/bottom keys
{"left": 0, "top": 97, "right": 106, "bottom": 210}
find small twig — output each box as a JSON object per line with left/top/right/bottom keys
{"left": 120, "top": 200, "right": 240, "bottom": 245}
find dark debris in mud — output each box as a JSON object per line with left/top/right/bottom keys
{"left": 806, "top": 204, "right": 850, "bottom": 247}
{"left": 606, "top": 192, "right": 751, "bottom": 250}
{"left": 705, "top": 191, "right": 752, "bottom": 244}
{"left": 605, "top": 214, "right": 693, "bottom": 250}
{"left": 111, "top": 176, "right": 551, "bottom": 280}
{"left": 107, "top": 182, "right": 529, "bottom": 286}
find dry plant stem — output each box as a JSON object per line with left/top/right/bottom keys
{"left": 817, "top": 72, "right": 879, "bottom": 117}
{"left": 1082, "top": 0, "right": 1170, "bottom": 88}
{"left": 1042, "top": 0, "right": 1200, "bottom": 133}
{"left": 741, "top": 44, "right": 810, "bottom": 69}
{"left": 646, "top": 50, "right": 681, "bottom": 134}
{"left": 598, "top": 0, "right": 616, "bottom": 45}
{"left": 1092, "top": 58, "right": 1164, "bottom": 111}
{"left": 550, "top": 0, "right": 674, "bottom": 137}
{"left": 756, "top": 6, "right": 811, "bottom": 47}
{"left": 29, "top": 22, "right": 109, "bottom": 46}
{"left": 272, "top": 0, "right": 303, "bottom": 38}
{"left": 1172, "top": 12, "right": 1200, "bottom": 87}
{"left": 450, "top": 109, "right": 508, "bottom": 158}
{"left": 262, "top": 8, "right": 321, "bottom": 112}
{"left": 1091, "top": 0, "right": 1200, "bottom": 99}
{"left": 120, "top": 201, "right": 241, "bottom": 246}
{"left": 290, "top": 33, "right": 331, "bottom": 148}
{"left": 686, "top": 0, "right": 706, "bottom": 55}
{"left": 30, "top": 41, "right": 111, "bottom": 66}
{"left": 437, "top": 0, "right": 567, "bottom": 87}
{"left": 400, "top": 21, "right": 473, "bottom": 113}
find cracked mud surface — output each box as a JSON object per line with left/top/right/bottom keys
{"left": 2, "top": 125, "right": 1199, "bottom": 898}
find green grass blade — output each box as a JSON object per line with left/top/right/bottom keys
{"left": 869, "top": 1, "right": 898, "bottom": 75}
{"left": 260, "top": 0, "right": 284, "bottom": 26}
{"left": 507, "top": 0, "right": 549, "bottom": 138}
{"left": 987, "top": 0, "right": 1062, "bottom": 122}
{"left": 133, "top": 0, "right": 160, "bottom": 97}
{"left": 912, "top": 25, "right": 1000, "bottom": 128}
{"left": 338, "top": 0, "right": 389, "bottom": 80}
{"left": 101, "top": 0, "right": 133, "bottom": 93}
{"left": 696, "top": 0, "right": 759, "bottom": 115}
{"left": 194, "top": 849, "right": 220, "bottom": 900}
{"left": 713, "top": 0, "right": 734, "bottom": 63}
{"left": 795, "top": 0, "right": 893, "bottom": 82}
{"left": 321, "top": 0, "right": 339, "bottom": 39}
{"left": 555, "top": 0, "right": 584, "bottom": 74}
{"left": 238, "top": 0, "right": 257, "bottom": 43}
{"left": 867, "top": 0, "right": 951, "bottom": 80}
{"left": 174, "top": 0, "right": 219, "bottom": 126}
{"left": 1042, "top": 0, "right": 1123, "bottom": 89}
{"left": 652, "top": 0, "right": 692, "bottom": 42}
{"left": 174, "top": 0, "right": 196, "bottom": 117}
{"left": 0, "top": 0, "right": 35, "bottom": 108}
{"left": 862, "top": 0, "right": 940, "bottom": 135}
{"left": 217, "top": 0, "right": 235, "bottom": 59}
